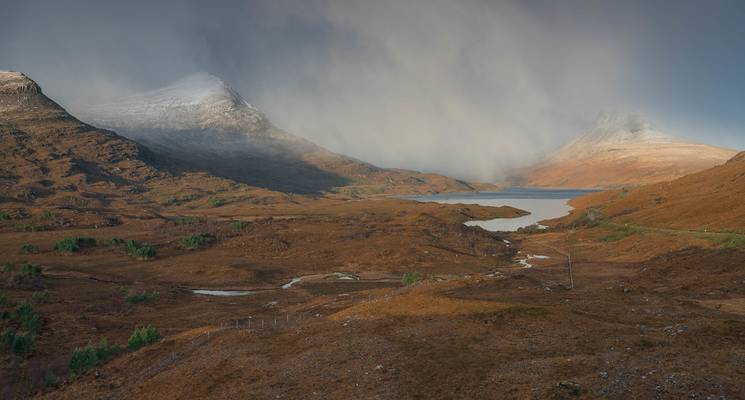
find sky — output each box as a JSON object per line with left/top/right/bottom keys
{"left": 1, "top": 0, "right": 744, "bottom": 181}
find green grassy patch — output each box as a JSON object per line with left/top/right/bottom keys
{"left": 208, "top": 197, "right": 224, "bottom": 207}
{"left": 1, "top": 329, "right": 33, "bottom": 355}
{"left": 601, "top": 225, "right": 641, "bottom": 243}
{"left": 401, "top": 272, "right": 421, "bottom": 286}
{"left": 20, "top": 262, "right": 42, "bottom": 278}
{"left": 126, "top": 290, "right": 159, "bottom": 304}
{"left": 229, "top": 220, "right": 249, "bottom": 230}
{"left": 180, "top": 233, "right": 216, "bottom": 249}
{"left": 123, "top": 240, "right": 156, "bottom": 260}
{"left": 69, "top": 339, "right": 120, "bottom": 378}
{"left": 54, "top": 237, "right": 96, "bottom": 253}
{"left": 43, "top": 372, "right": 59, "bottom": 390}
{"left": 40, "top": 210, "right": 57, "bottom": 221}
{"left": 32, "top": 290, "right": 49, "bottom": 304}
{"left": 20, "top": 243, "right": 38, "bottom": 254}
{"left": 128, "top": 326, "right": 161, "bottom": 350}
{"left": 170, "top": 215, "right": 205, "bottom": 225}
{"left": 707, "top": 234, "right": 745, "bottom": 249}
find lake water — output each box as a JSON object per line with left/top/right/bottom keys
{"left": 406, "top": 188, "right": 597, "bottom": 232}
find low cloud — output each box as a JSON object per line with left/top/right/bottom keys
{"left": 2, "top": 0, "right": 739, "bottom": 181}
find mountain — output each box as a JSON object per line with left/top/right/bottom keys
{"left": 80, "top": 73, "right": 484, "bottom": 195}
{"left": 567, "top": 150, "right": 745, "bottom": 231}
{"left": 0, "top": 70, "right": 290, "bottom": 218}
{"left": 512, "top": 113, "right": 737, "bottom": 189}
{"left": 0, "top": 71, "right": 165, "bottom": 204}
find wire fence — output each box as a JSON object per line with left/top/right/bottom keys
{"left": 142, "top": 312, "right": 313, "bottom": 379}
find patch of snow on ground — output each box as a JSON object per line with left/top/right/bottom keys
{"left": 282, "top": 277, "right": 303, "bottom": 289}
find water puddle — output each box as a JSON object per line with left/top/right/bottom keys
{"left": 192, "top": 289, "right": 255, "bottom": 296}
{"left": 330, "top": 272, "right": 361, "bottom": 281}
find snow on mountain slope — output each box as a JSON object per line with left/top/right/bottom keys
{"left": 82, "top": 72, "right": 277, "bottom": 136}
{"left": 513, "top": 113, "right": 738, "bottom": 189}
{"left": 80, "top": 73, "right": 481, "bottom": 195}
{"left": 556, "top": 113, "right": 674, "bottom": 155}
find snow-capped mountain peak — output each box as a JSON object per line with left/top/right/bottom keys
{"left": 573, "top": 113, "right": 676, "bottom": 147}
{"left": 83, "top": 72, "right": 268, "bottom": 134}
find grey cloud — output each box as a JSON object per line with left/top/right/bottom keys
{"left": 1, "top": 0, "right": 742, "bottom": 181}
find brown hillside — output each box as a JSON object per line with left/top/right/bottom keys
{"left": 566, "top": 151, "right": 745, "bottom": 231}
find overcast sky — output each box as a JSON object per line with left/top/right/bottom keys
{"left": 1, "top": 0, "right": 744, "bottom": 180}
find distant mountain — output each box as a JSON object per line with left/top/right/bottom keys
{"left": 511, "top": 113, "right": 737, "bottom": 189}
{"left": 81, "top": 73, "right": 484, "bottom": 195}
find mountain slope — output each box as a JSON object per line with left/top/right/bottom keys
{"left": 81, "top": 73, "right": 483, "bottom": 195}
{"left": 513, "top": 113, "right": 737, "bottom": 189}
{"left": 0, "top": 70, "right": 291, "bottom": 218}
{"left": 567, "top": 150, "right": 745, "bottom": 231}
{"left": 0, "top": 71, "right": 165, "bottom": 203}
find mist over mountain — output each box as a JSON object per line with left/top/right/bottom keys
{"left": 512, "top": 113, "right": 737, "bottom": 189}
{"left": 81, "top": 72, "right": 482, "bottom": 194}
{"left": 5, "top": 1, "right": 743, "bottom": 182}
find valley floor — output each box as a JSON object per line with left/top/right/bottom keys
{"left": 1, "top": 197, "right": 744, "bottom": 399}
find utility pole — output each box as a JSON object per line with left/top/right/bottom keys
{"left": 567, "top": 229, "right": 575, "bottom": 289}
{"left": 568, "top": 249, "right": 574, "bottom": 289}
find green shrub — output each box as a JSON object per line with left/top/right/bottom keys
{"left": 124, "top": 240, "right": 156, "bottom": 260}
{"left": 11, "top": 333, "right": 33, "bottom": 355}
{"left": 2, "top": 329, "right": 33, "bottom": 355}
{"left": 20, "top": 243, "right": 39, "bottom": 254}
{"left": 20, "top": 262, "right": 42, "bottom": 278}
{"left": 402, "top": 272, "right": 421, "bottom": 286}
{"left": 41, "top": 210, "right": 57, "bottom": 221}
{"left": 15, "top": 301, "right": 43, "bottom": 335}
{"left": 69, "top": 339, "right": 120, "bottom": 377}
{"left": 54, "top": 237, "right": 96, "bottom": 253}
{"left": 577, "top": 207, "right": 607, "bottom": 228}
{"left": 14, "top": 301, "right": 34, "bottom": 320}
{"left": 171, "top": 216, "right": 204, "bottom": 225}
{"left": 229, "top": 220, "right": 249, "bottom": 230}
{"left": 126, "top": 290, "right": 158, "bottom": 304}
{"left": 2, "top": 262, "right": 13, "bottom": 273}
{"left": 107, "top": 237, "right": 125, "bottom": 246}
{"left": 43, "top": 372, "right": 59, "bottom": 389}
{"left": 0, "top": 212, "right": 11, "bottom": 221}
{"left": 128, "top": 325, "right": 161, "bottom": 350}
{"left": 32, "top": 290, "right": 49, "bottom": 304}
{"left": 1, "top": 328, "right": 15, "bottom": 347}
{"left": 162, "top": 194, "right": 199, "bottom": 206}
{"left": 180, "top": 233, "right": 216, "bottom": 249}
{"left": 22, "top": 313, "right": 43, "bottom": 335}
{"left": 208, "top": 197, "right": 224, "bottom": 207}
